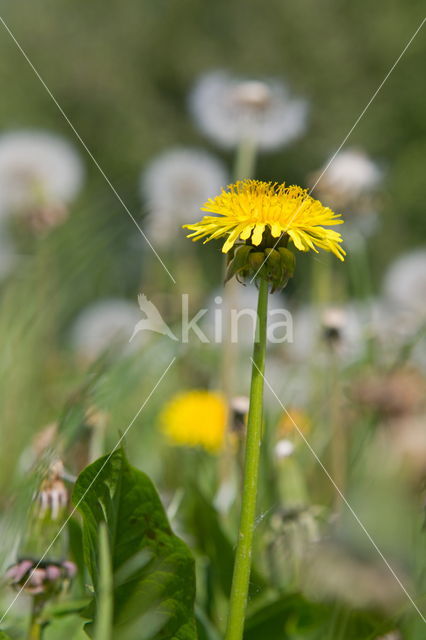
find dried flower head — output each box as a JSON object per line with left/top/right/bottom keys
{"left": 6, "top": 558, "right": 76, "bottom": 597}
{"left": 36, "top": 460, "right": 69, "bottom": 521}
{"left": 184, "top": 179, "right": 345, "bottom": 259}
{"left": 141, "top": 148, "right": 228, "bottom": 246}
{"left": 189, "top": 71, "right": 308, "bottom": 150}
{"left": 387, "top": 414, "right": 426, "bottom": 481}
{"left": 160, "top": 390, "right": 227, "bottom": 452}
{"left": 230, "top": 396, "right": 249, "bottom": 434}
{"left": 353, "top": 368, "right": 425, "bottom": 420}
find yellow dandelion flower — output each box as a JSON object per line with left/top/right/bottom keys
{"left": 183, "top": 179, "right": 345, "bottom": 260}
{"left": 278, "top": 408, "right": 311, "bottom": 438}
{"left": 160, "top": 390, "right": 227, "bottom": 452}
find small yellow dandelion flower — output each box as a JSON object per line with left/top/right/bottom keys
{"left": 160, "top": 390, "right": 227, "bottom": 452}
{"left": 183, "top": 179, "right": 345, "bottom": 260}
{"left": 278, "top": 408, "right": 311, "bottom": 438}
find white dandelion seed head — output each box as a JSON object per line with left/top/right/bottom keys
{"left": 189, "top": 70, "right": 308, "bottom": 150}
{"left": 141, "top": 147, "right": 228, "bottom": 247}
{"left": 287, "top": 303, "right": 376, "bottom": 364}
{"left": 359, "top": 299, "right": 425, "bottom": 370}
{"left": 230, "top": 395, "right": 250, "bottom": 415}
{"left": 0, "top": 130, "right": 85, "bottom": 216}
{"left": 382, "top": 250, "right": 426, "bottom": 319}
{"left": 317, "top": 149, "right": 382, "bottom": 198}
{"left": 321, "top": 307, "right": 347, "bottom": 332}
{"left": 70, "top": 299, "right": 144, "bottom": 362}
{"left": 274, "top": 438, "right": 295, "bottom": 459}
{"left": 379, "top": 250, "right": 426, "bottom": 367}
{"left": 230, "top": 81, "right": 274, "bottom": 110}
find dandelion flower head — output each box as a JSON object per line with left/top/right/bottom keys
{"left": 141, "top": 147, "right": 227, "bottom": 246}
{"left": 189, "top": 71, "right": 308, "bottom": 150}
{"left": 160, "top": 390, "right": 227, "bottom": 452}
{"left": 184, "top": 179, "right": 345, "bottom": 260}
{"left": 0, "top": 130, "right": 84, "bottom": 215}
{"left": 278, "top": 408, "right": 311, "bottom": 437}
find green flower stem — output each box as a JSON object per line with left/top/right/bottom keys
{"left": 28, "top": 598, "right": 43, "bottom": 640}
{"left": 225, "top": 276, "right": 269, "bottom": 640}
{"left": 234, "top": 136, "right": 257, "bottom": 182}
{"left": 221, "top": 135, "right": 258, "bottom": 404}
{"left": 28, "top": 620, "right": 42, "bottom": 640}
{"left": 219, "top": 136, "right": 258, "bottom": 490}
{"left": 329, "top": 351, "right": 346, "bottom": 512}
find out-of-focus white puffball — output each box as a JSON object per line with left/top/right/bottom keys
{"left": 275, "top": 438, "right": 295, "bottom": 459}
{"left": 315, "top": 149, "right": 382, "bottom": 198}
{"left": 379, "top": 250, "right": 426, "bottom": 367}
{"left": 286, "top": 303, "right": 379, "bottom": 364}
{"left": 382, "top": 250, "right": 426, "bottom": 320}
{"left": 0, "top": 130, "right": 85, "bottom": 216}
{"left": 140, "top": 147, "right": 228, "bottom": 247}
{"left": 189, "top": 71, "right": 308, "bottom": 150}
{"left": 311, "top": 149, "right": 382, "bottom": 239}
{"left": 230, "top": 395, "right": 250, "bottom": 416}
{"left": 70, "top": 299, "right": 144, "bottom": 362}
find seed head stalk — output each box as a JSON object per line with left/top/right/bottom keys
{"left": 225, "top": 276, "right": 268, "bottom": 640}
{"left": 28, "top": 597, "right": 44, "bottom": 640}
{"left": 219, "top": 136, "right": 259, "bottom": 501}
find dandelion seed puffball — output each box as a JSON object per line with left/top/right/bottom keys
{"left": 275, "top": 439, "right": 295, "bottom": 459}
{"left": 382, "top": 250, "right": 426, "bottom": 319}
{"left": 189, "top": 71, "right": 308, "bottom": 150}
{"left": 70, "top": 299, "right": 144, "bottom": 361}
{"left": 287, "top": 303, "right": 373, "bottom": 363}
{"left": 141, "top": 148, "right": 228, "bottom": 246}
{"left": 316, "top": 149, "right": 382, "bottom": 198}
{"left": 0, "top": 130, "right": 84, "bottom": 216}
